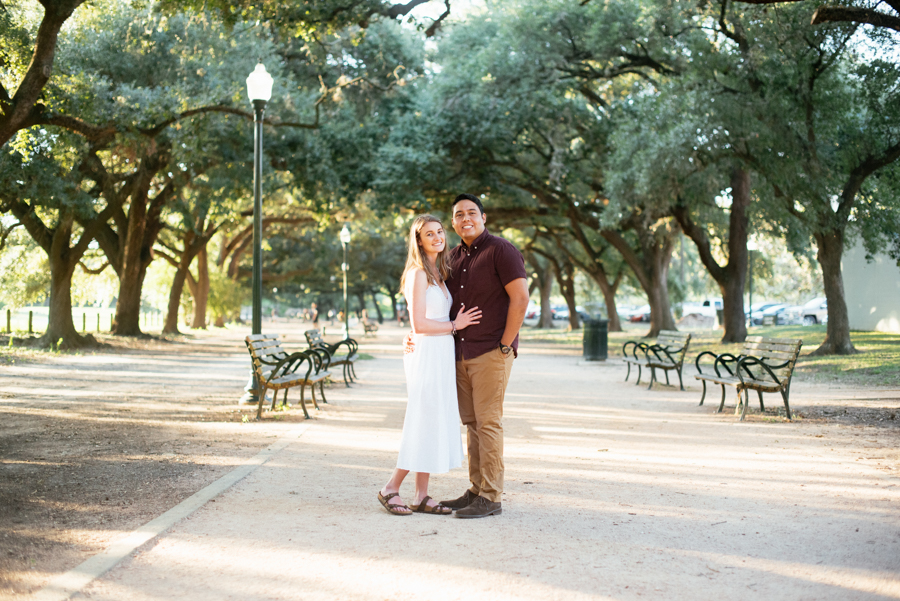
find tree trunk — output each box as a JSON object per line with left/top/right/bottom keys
{"left": 526, "top": 253, "right": 555, "bottom": 329}
{"left": 370, "top": 290, "right": 384, "bottom": 323}
{"left": 553, "top": 259, "right": 580, "bottom": 330}
{"left": 41, "top": 229, "right": 92, "bottom": 349}
{"left": 355, "top": 291, "right": 366, "bottom": 318}
{"left": 191, "top": 246, "right": 209, "bottom": 329}
{"left": 555, "top": 227, "right": 624, "bottom": 332}
{"left": 538, "top": 261, "right": 554, "bottom": 329}
{"left": 720, "top": 168, "right": 750, "bottom": 342}
{"left": 9, "top": 206, "right": 94, "bottom": 350}
{"left": 113, "top": 250, "right": 150, "bottom": 336}
{"left": 720, "top": 273, "right": 747, "bottom": 341}
{"left": 586, "top": 270, "right": 623, "bottom": 332}
{"left": 811, "top": 229, "right": 857, "bottom": 355}
{"left": 645, "top": 255, "right": 677, "bottom": 336}
{"left": 112, "top": 187, "right": 152, "bottom": 336}
{"left": 674, "top": 167, "right": 750, "bottom": 343}
{"left": 163, "top": 255, "right": 192, "bottom": 335}
{"left": 387, "top": 288, "right": 399, "bottom": 321}
{"left": 602, "top": 224, "right": 678, "bottom": 337}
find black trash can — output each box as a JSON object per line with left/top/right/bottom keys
{"left": 582, "top": 318, "right": 608, "bottom": 361}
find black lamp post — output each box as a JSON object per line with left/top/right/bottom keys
{"left": 747, "top": 239, "right": 758, "bottom": 328}
{"left": 340, "top": 224, "right": 351, "bottom": 339}
{"left": 240, "top": 62, "right": 273, "bottom": 405}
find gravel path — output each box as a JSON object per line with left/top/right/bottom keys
{"left": 54, "top": 326, "right": 899, "bottom": 601}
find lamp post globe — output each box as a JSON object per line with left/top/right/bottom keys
{"left": 246, "top": 63, "right": 274, "bottom": 103}
{"left": 240, "top": 62, "right": 274, "bottom": 407}
{"left": 340, "top": 225, "right": 351, "bottom": 339}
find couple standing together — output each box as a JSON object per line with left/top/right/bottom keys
{"left": 377, "top": 194, "right": 529, "bottom": 519}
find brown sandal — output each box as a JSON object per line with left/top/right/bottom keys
{"left": 378, "top": 491, "right": 412, "bottom": 516}
{"left": 409, "top": 495, "right": 452, "bottom": 515}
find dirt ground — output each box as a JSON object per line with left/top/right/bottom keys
{"left": 0, "top": 327, "right": 311, "bottom": 598}
{"left": 1, "top": 322, "right": 898, "bottom": 600}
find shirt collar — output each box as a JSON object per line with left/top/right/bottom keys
{"left": 460, "top": 228, "right": 490, "bottom": 253}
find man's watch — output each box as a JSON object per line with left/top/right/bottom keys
{"left": 499, "top": 343, "right": 512, "bottom": 355}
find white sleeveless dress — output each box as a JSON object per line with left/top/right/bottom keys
{"left": 396, "top": 281, "right": 464, "bottom": 474}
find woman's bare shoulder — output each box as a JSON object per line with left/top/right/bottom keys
{"left": 405, "top": 267, "right": 427, "bottom": 281}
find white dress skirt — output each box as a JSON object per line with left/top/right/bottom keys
{"left": 396, "top": 282, "right": 464, "bottom": 474}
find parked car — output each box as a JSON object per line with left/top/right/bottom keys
{"left": 777, "top": 305, "right": 805, "bottom": 325}
{"left": 627, "top": 304, "right": 651, "bottom": 323}
{"left": 756, "top": 303, "right": 790, "bottom": 325}
{"left": 681, "top": 298, "right": 723, "bottom": 321}
{"left": 552, "top": 305, "right": 589, "bottom": 321}
{"left": 800, "top": 297, "right": 828, "bottom": 325}
{"left": 747, "top": 302, "right": 781, "bottom": 325}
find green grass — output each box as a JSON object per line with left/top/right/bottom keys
{"left": 520, "top": 322, "right": 900, "bottom": 387}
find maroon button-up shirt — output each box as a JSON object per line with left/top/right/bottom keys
{"left": 447, "top": 229, "right": 527, "bottom": 361}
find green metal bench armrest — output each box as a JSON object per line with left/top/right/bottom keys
{"left": 735, "top": 355, "right": 790, "bottom": 389}
{"left": 622, "top": 340, "right": 641, "bottom": 359}
{"left": 306, "top": 347, "right": 331, "bottom": 372}
{"left": 647, "top": 343, "right": 686, "bottom": 366}
{"left": 327, "top": 338, "right": 358, "bottom": 358}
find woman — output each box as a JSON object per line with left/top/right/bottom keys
{"left": 378, "top": 215, "right": 481, "bottom": 515}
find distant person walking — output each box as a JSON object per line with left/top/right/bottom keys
{"left": 378, "top": 215, "right": 482, "bottom": 516}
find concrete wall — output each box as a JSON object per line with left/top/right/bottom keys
{"left": 842, "top": 242, "right": 900, "bottom": 333}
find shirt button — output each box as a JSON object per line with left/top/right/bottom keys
{"left": 461, "top": 338, "right": 465, "bottom": 341}
{"left": 461, "top": 285, "right": 464, "bottom": 288}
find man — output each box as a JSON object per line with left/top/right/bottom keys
{"left": 439, "top": 193, "right": 529, "bottom": 519}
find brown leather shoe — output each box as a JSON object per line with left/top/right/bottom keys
{"left": 454, "top": 495, "right": 502, "bottom": 519}
{"left": 439, "top": 489, "right": 479, "bottom": 510}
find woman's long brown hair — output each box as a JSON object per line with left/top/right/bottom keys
{"left": 399, "top": 214, "right": 452, "bottom": 294}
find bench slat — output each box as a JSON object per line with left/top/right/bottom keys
{"left": 246, "top": 334, "right": 279, "bottom": 341}
{"left": 743, "top": 342, "right": 801, "bottom": 353}
{"left": 248, "top": 339, "right": 283, "bottom": 350}
{"left": 253, "top": 347, "right": 287, "bottom": 359}
{"left": 742, "top": 350, "right": 796, "bottom": 361}
{"left": 745, "top": 336, "right": 802, "bottom": 344}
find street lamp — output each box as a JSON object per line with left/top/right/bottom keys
{"left": 747, "top": 239, "right": 758, "bottom": 328}
{"left": 240, "top": 62, "right": 274, "bottom": 405}
{"left": 340, "top": 224, "right": 351, "bottom": 339}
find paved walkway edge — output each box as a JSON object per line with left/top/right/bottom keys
{"left": 29, "top": 421, "right": 314, "bottom": 601}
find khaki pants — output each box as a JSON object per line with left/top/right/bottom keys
{"left": 456, "top": 348, "right": 514, "bottom": 503}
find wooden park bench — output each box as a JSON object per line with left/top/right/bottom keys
{"left": 622, "top": 330, "right": 692, "bottom": 390}
{"left": 304, "top": 329, "right": 358, "bottom": 386}
{"left": 245, "top": 334, "right": 331, "bottom": 420}
{"left": 694, "top": 336, "right": 802, "bottom": 420}
{"left": 363, "top": 319, "right": 379, "bottom": 337}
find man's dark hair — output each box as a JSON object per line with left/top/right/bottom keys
{"left": 452, "top": 193, "right": 485, "bottom": 215}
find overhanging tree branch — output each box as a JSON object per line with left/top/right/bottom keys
{"left": 0, "top": 221, "right": 22, "bottom": 252}
{"left": 77, "top": 260, "right": 109, "bottom": 274}
{"left": 811, "top": 5, "right": 900, "bottom": 31}
{"left": 732, "top": 0, "right": 900, "bottom": 32}
{"left": 424, "top": 0, "right": 451, "bottom": 36}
